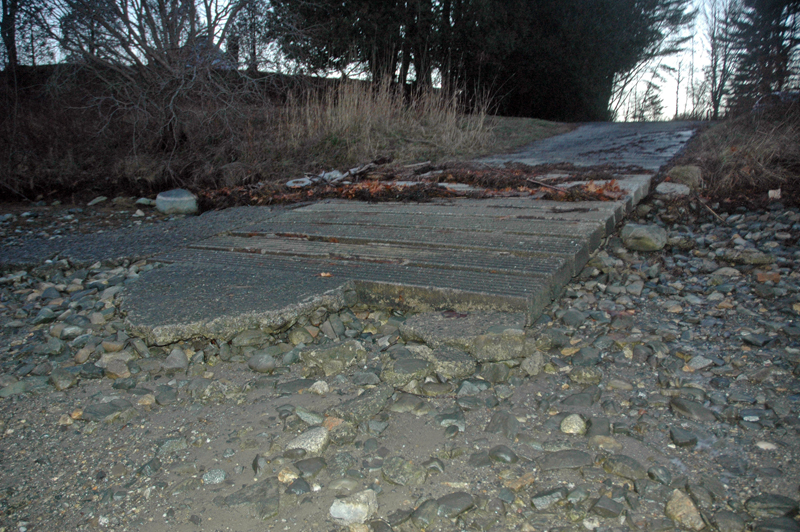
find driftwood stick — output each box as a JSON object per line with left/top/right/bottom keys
{"left": 694, "top": 194, "right": 726, "bottom": 224}
{"left": 525, "top": 177, "right": 567, "bottom": 193}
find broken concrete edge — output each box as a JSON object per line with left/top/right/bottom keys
{"left": 122, "top": 285, "right": 352, "bottom": 346}
{"left": 577, "top": 174, "right": 654, "bottom": 249}
{"left": 539, "top": 174, "right": 650, "bottom": 238}
{"left": 0, "top": 254, "right": 154, "bottom": 276}
{"left": 120, "top": 271, "right": 560, "bottom": 346}
{"left": 618, "top": 174, "right": 653, "bottom": 207}
{"left": 351, "top": 280, "right": 551, "bottom": 329}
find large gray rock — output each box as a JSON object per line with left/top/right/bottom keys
{"left": 301, "top": 340, "right": 366, "bottom": 376}
{"left": 232, "top": 329, "right": 271, "bottom": 347}
{"left": 521, "top": 351, "right": 546, "bottom": 376}
{"left": 745, "top": 494, "right": 800, "bottom": 519}
{"left": 155, "top": 189, "right": 198, "bottom": 215}
{"left": 655, "top": 182, "right": 692, "bottom": 197}
{"left": 214, "top": 477, "right": 281, "bottom": 520}
{"left": 722, "top": 249, "right": 775, "bottom": 266}
{"left": 382, "top": 456, "right": 427, "bottom": 486}
{"left": 50, "top": 368, "right": 79, "bottom": 391}
{"left": 328, "top": 383, "right": 393, "bottom": 424}
{"left": 602, "top": 454, "right": 647, "bottom": 480}
{"left": 409, "top": 344, "right": 476, "bottom": 381}
{"left": 400, "top": 312, "right": 533, "bottom": 362}
{"left": 437, "top": 491, "right": 475, "bottom": 518}
{"left": 621, "top": 223, "right": 667, "bottom": 251}
{"left": 285, "top": 426, "right": 330, "bottom": 455}
{"left": 163, "top": 348, "right": 189, "bottom": 374}
{"left": 329, "top": 489, "right": 378, "bottom": 525}
{"left": 665, "top": 489, "right": 705, "bottom": 531}
{"left": 247, "top": 352, "right": 276, "bottom": 373}
{"left": 665, "top": 165, "right": 702, "bottom": 190}
{"left": 670, "top": 397, "right": 717, "bottom": 422}
{"left": 380, "top": 357, "right": 432, "bottom": 386}
{"left": 539, "top": 450, "right": 592, "bottom": 471}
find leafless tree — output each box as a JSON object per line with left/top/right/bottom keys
{"left": 3, "top": 0, "right": 53, "bottom": 71}
{"left": 704, "top": 0, "right": 741, "bottom": 119}
{"left": 51, "top": 0, "right": 255, "bottom": 153}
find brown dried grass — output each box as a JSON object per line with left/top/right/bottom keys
{"left": 1, "top": 70, "right": 500, "bottom": 200}
{"left": 691, "top": 102, "right": 800, "bottom": 201}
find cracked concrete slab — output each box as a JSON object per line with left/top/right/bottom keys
{"left": 120, "top": 122, "right": 699, "bottom": 344}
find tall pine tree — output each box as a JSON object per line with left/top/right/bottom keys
{"left": 730, "top": 0, "right": 800, "bottom": 110}
{"left": 268, "top": 0, "right": 695, "bottom": 120}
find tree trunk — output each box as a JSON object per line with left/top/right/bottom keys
{"left": 440, "top": 0, "right": 451, "bottom": 87}
{"left": 1, "top": 0, "right": 19, "bottom": 72}
{"left": 412, "top": 0, "right": 433, "bottom": 87}
{"left": 398, "top": 0, "right": 415, "bottom": 86}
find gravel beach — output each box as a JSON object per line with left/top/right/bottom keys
{"left": 1, "top": 194, "right": 799, "bottom": 532}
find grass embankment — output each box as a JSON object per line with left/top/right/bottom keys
{"left": 676, "top": 101, "right": 800, "bottom": 207}
{"left": 0, "top": 70, "right": 569, "bottom": 202}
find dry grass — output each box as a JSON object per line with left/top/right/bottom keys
{"left": 278, "top": 80, "right": 495, "bottom": 165}
{"left": 685, "top": 102, "right": 800, "bottom": 202}
{"left": 187, "top": 80, "right": 499, "bottom": 189}
{"left": 482, "top": 116, "right": 574, "bottom": 155}
{"left": 1, "top": 69, "right": 569, "bottom": 200}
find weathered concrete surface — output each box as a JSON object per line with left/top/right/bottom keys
{"left": 118, "top": 122, "right": 699, "bottom": 344}
{"left": 123, "top": 190, "right": 648, "bottom": 345}
{"left": 479, "top": 122, "right": 699, "bottom": 170}
{"left": 0, "top": 206, "right": 281, "bottom": 268}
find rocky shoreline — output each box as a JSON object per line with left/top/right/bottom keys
{"left": 1, "top": 195, "right": 799, "bottom": 532}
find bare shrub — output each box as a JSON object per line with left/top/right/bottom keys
{"left": 0, "top": 70, "right": 495, "bottom": 198}
{"left": 696, "top": 102, "right": 800, "bottom": 198}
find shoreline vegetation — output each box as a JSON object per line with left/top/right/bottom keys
{"left": 0, "top": 67, "right": 570, "bottom": 202}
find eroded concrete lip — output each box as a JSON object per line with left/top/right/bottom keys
{"left": 121, "top": 260, "right": 352, "bottom": 346}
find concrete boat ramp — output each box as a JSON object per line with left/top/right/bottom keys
{"left": 123, "top": 178, "right": 652, "bottom": 345}
{"left": 119, "top": 121, "right": 699, "bottom": 345}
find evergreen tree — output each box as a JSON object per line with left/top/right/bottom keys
{"left": 730, "top": 0, "right": 800, "bottom": 110}
{"left": 267, "top": 0, "right": 695, "bottom": 120}
{"left": 231, "top": 0, "right": 271, "bottom": 73}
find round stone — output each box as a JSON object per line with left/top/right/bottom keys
{"left": 647, "top": 465, "right": 672, "bottom": 485}
{"left": 247, "top": 353, "right": 276, "bottom": 373}
{"left": 437, "top": 491, "right": 474, "bottom": 518}
{"left": 288, "top": 328, "right": 314, "bottom": 346}
{"left": 569, "top": 366, "right": 603, "bottom": 385}
{"left": 286, "top": 478, "right": 311, "bottom": 495}
{"left": 560, "top": 413, "right": 587, "bottom": 435}
{"left": 488, "top": 445, "right": 518, "bottom": 464}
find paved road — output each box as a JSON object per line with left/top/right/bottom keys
{"left": 480, "top": 121, "right": 699, "bottom": 170}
